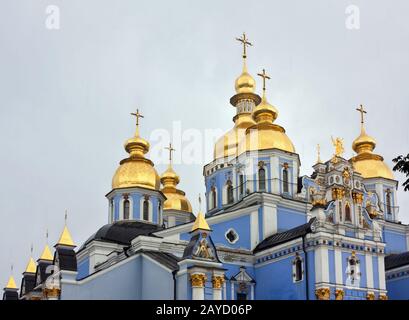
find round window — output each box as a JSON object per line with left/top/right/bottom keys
{"left": 225, "top": 228, "right": 239, "bottom": 244}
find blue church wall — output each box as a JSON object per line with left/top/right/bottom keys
{"left": 209, "top": 215, "right": 251, "bottom": 250}
{"left": 328, "top": 249, "right": 335, "bottom": 284}
{"left": 373, "top": 256, "right": 379, "bottom": 289}
{"left": 114, "top": 196, "right": 121, "bottom": 221}
{"left": 277, "top": 206, "right": 306, "bottom": 232}
{"left": 258, "top": 207, "right": 263, "bottom": 243}
{"left": 62, "top": 256, "right": 143, "bottom": 300}
{"left": 223, "top": 263, "right": 256, "bottom": 300}
{"left": 77, "top": 257, "right": 90, "bottom": 280}
{"left": 255, "top": 251, "right": 314, "bottom": 300}
{"left": 383, "top": 228, "right": 407, "bottom": 254}
{"left": 140, "top": 256, "right": 174, "bottom": 299}
{"left": 131, "top": 193, "right": 142, "bottom": 220}
{"left": 386, "top": 273, "right": 409, "bottom": 300}
{"left": 176, "top": 271, "right": 191, "bottom": 300}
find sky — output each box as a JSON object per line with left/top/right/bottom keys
{"left": 0, "top": 0, "right": 408, "bottom": 288}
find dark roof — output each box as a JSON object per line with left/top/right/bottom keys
{"left": 254, "top": 218, "right": 316, "bottom": 253}
{"left": 79, "top": 220, "right": 164, "bottom": 251}
{"left": 35, "top": 261, "right": 53, "bottom": 285}
{"left": 55, "top": 247, "right": 77, "bottom": 272}
{"left": 385, "top": 251, "right": 409, "bottom": 271}
{"left": 20, "top": 274, "right": 36, "bottom": 296}
{"left": 143, "top": 251, "right": 180, "bottom": 272}
{"left": 3, "top": 290, "right": 18, "bottom": 300}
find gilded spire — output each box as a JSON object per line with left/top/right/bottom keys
{"left": 39, "top": 230, "right": 53, "bottom": 261}
{"left": 5, "top": 276, "right": 17, "bottom": 290}
{"left": 191, "top": 195, "right": 211, "bottom": 232}
{"left": 56, "top": 210, "right": 75, "bottom": 247}
{"left": 24, "top": 244, "right": 36, "bottom": 274}
{"left": 316, "top": 144, "right": 322, "bottom": 164}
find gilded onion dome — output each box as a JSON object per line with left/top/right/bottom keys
{"left": 239, "top": 69, "right": 295, "bottom": 154}
{"left": 214, "top": 33, "right": 261, "bottom": 160}
{"left": 160, "top": 156, "right": 192, "bottom": 213}
{"left": 350, "top": 105, "right": 394, "bottom": 180}
{"left": 112, "top": 110, "right": 160, "bottom": 190}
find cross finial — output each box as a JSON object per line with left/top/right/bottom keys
{"left": 356, "top": 104, "right": 367, "bottom": 125}
{"left": 64, "top": 209, "right": 68, "bottom": 225}
{"left": 317, "top": 144, "right": 322, "bottom": 163}
{"left": 236, "top": 32, "right": 252, "bottom": 59}
{"left": 130, "top": 109, "right": 144, "bottom": 135}
{"left": 257, "top": 68, "right": 271, "bottom": 92}
{"left": 46, "top": 228, "right": 49, "bottom": 243}
{"left": 165, "top": 142, "right": 176, "bottom": 164}
{"left": 11, "top": 264, "right": 13, "bottom": 274}
{"left": 30, "top": 243, "right": 33, "bottom": 255}
{"left": 198, "top": 194, "right": 202, "bottom": 212}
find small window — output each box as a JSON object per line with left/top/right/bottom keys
{"left": 345, "top": 203, "right": 352, "bottom": 222}
{"left": 225, "top": 228, "right": 239, "bottom": 244}
{"left": 258, "top": 167, "right": 266, "bottom": 191}
{"left": 237, "top": 293, "right": 247, "bottom": 300}
{"left": 386, "top": 190, "right": 392, "bottom": 214}
{"left": 283, "top": 167, "right": 289, "bottom": 193}
{"left": 295, "top": 259, "right": 303, "bottom": 281}
{"left": 239, "top": 174, "right": 244, "bottom": 196}
{"left": 123, "top": 199, "right": 130, "bottom": 220}
{"left": 211, "top": 187, "right": 217, "bottom": 209}
{"left": 227, "top": 182, "right": 234, "bottom": 204}
{"left": 143, "top": 199, "right": 149, "bottom": 221}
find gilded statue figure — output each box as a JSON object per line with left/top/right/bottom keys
{"left": 331, "top": 136, "right": 344, "bottom": 158}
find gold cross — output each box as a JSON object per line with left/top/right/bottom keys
{"left": 356, "top": 104, "right": 367, "bottom": 124}
{"left": 198, "top": 194, "right": 202, "bottom": 212}
{"left": 165, "top": 142, "right": 176, "bottom": 162}
{"left": 131, "top": 109, "right": 144, "bottom": 127}
{"left": 257, "top": 68, "right": 271, "bottom": 91}
{"left": 236, "top": 32, "right": 252, "bottom": 59}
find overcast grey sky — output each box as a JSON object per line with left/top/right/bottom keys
{"left": 1, "top": 0, "right": 408, "bottom": 288}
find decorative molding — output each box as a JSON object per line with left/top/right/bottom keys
{"left": 335, "top": 289, "right": 344, "bottom": 300}
{"left": 191, "top": 273, "right": 207, "bottom": 288}
{"left": 315, "top": 287, "right": 330, "bottom": 300}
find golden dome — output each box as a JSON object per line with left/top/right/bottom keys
{"left": 112, "top": 112, "right": 160, "bottom": 190}
{"left": 240, "top": 71, "right": 295, "bottom": 155}
{"left": 235, "top": 61, "right": 256, "bottom": 94}
{"left": 351, "top": 111, "right": 394, "bottom": 180}
{"left": 160, "top": 165, "right": 192, "bottom": 213}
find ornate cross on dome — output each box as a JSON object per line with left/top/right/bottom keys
{"left": 131, "top": 109, "right": 144, "bottom": 127}
{"left": 165, "top": 143, "right": 175, "bottom": 163}
{"left": 356, "top": 104, "right": 367, "bottom": 124}
{"left": 198, "top": 194, "right": 202, "bottom": 212}
{"left": 317, "top": 144, "right": 322, "bottom": 163}
{"left": 257, "top": 68, "right": 271, "bottom": 92}
{"left": 236, "top": 32, "right": 252, "bottom": 59}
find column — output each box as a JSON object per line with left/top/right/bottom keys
{"left": 212, "top": 275, "right": 224, "bottom": 300}
{"left": 190, "top": 273, "right": 206, "bottom": 300}
{"left": 263, "top": 203, "right": 277, "bottom": 238}
{"left": 365, "top": 253, "right": 374, "bottom": 289}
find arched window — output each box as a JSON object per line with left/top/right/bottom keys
{"left": 143, "top": 199, "right": 149, "bottom": 221}
{"left": 123, "top": 199, "right": 130, "bottom": 220}
{"left": 227, "top": 182, "right": 234, "bottom": 204}
{"left": 239, "top": 174, "right": 244, "bottom": 196}
{"left": 295, "top": 259, "right": 303, "bottom": 282}
{"left": 386, "top": 190, "right": 392, "bottom": 214}
{"left": 293, "top": 254, "right": 303, "bottom": 282}
{"left": 211, "top": 187, "right": 217, "bottom": 209}
{"left": 345, "top": 203, "right": 352, "bottom": 222}
{"left": 283, "top": 166, "right": 289, "bottom": 193}
{"left": 346, "top": 251, "right": 361, "bottom": 287}
{"left": 258, "top": 167, "right": 266, "bottom": 191}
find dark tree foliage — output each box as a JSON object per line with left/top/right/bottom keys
{"left": 393, "top": 154, "right": 409, "bottom": 191}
